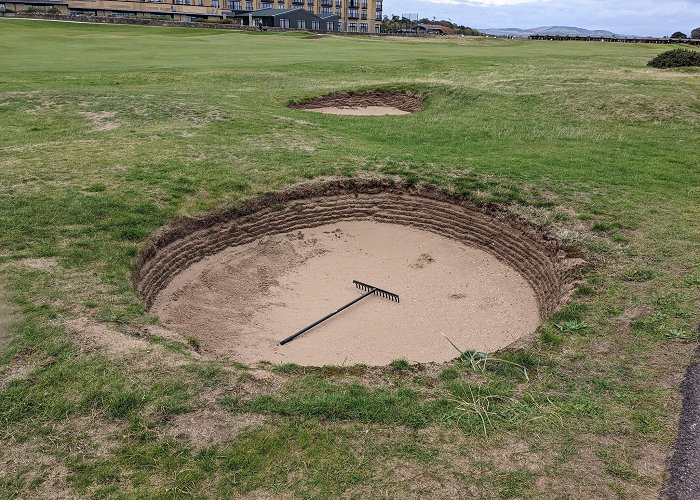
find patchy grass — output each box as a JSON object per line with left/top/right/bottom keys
{"left": 0, "top": 18, "right": 698, "bottom": 498}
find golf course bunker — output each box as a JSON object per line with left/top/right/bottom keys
{"left": 288, "top": 90, "right": 422, "bottom": 116}
{"left": 136, "top": 178, "right": 583, "bottom": 366}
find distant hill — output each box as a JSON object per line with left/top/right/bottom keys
{"left": 479, "top": 26, "right": 641, "bottom": 38}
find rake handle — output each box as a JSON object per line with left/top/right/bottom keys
{"left": 279, "top": 288, "right": 376, "bottom": 346}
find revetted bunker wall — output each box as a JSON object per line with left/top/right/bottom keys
{"left": 135, "top": 178, "right": 583, "bottom": 317}
{"left": 288, "top": 90, "right": 424, "bottom": 112}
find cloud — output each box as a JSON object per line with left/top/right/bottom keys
{"left": 426, "top": 0, "right": 550, "bottom": 5}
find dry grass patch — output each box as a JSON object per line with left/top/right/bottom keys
{"left": 78, "top": 111, "right": 121, "bottom": 132}
{"left": 169, "top": 407, "right": 265, "bottom": 449}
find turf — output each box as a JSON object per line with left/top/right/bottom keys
{"left": 0, "top": 18, "right": 699, "bottom": 498}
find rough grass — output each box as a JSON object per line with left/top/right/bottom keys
{"left": 0, "top": 18, "right": 699, "bottom": 498}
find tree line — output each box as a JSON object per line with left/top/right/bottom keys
{"left": 671, "top": 28, "right": 700, "bottom": 39}
{"left": 381, "top": 15, "right": 481, "bottom": 36}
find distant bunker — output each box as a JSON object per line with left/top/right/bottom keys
{"left": 288, "top": 90, "right": 423, "bottom": 116}
{"left": 135, "top": 178, "right": 583, "bottom": 367}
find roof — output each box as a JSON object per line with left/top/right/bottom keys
{"left": 317, "top": 13, "right": 339, "bottom": 20}
{"left": 234, "top": 7, "right": 304, "bottom": 17}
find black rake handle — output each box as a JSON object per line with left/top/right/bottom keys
{"left": 279, "top": 280, "right": 399, "bottom": 346}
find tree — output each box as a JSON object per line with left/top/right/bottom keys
{"left": 671, "top": 31, "right": 687, "bottom": 39}
{"left": 691, "top": 27, "right": 700, "bottom": 39}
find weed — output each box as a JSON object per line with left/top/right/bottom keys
{"left": 666, "top": 328, "right": 696, "bottom": 341}
{"left": 553, "top": 320, "right": 588, "bottom": 334}
{"left": 389, "top": 358, "right": 411, "bottom": 370}
{"left": 447, "top": 383, "right": 508, "bottom": 439}
{"left": 439, "top": 367, "right": 460, "bottom": 381}
{"left": 444, "top": 336, "right": 531, "bottom": 381}
{"left": 186, "top": 336, "right": 200, "bottom": 352}
{"left": 541, "top": 326, "right": 564, "bottom": 346}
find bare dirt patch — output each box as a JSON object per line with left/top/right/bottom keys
{"left": 0, "top": 289, "right": 14, "bottom": 354}
{"left": 65, "top": 318, "right": 150, "bottom": 356}
{"left": 615, "top": 305, "right": 654, "bottom": 333}
{"left": 136, "top": 177, "right": 584, "bottom": 367}
{"left": 288, "top": 90, "right": 423, "bottom": 116}
{"left": 169, "top": 407, "right": 265, "bottom": 449}
{"left": 0, "top": 439, "right": 75, "bottom": 499}
{"left": 78, "top": 111, "right": 121, "bottom": 131}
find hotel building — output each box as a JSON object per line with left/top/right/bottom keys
{"left": 2, "top": 0, "right": 383, "bottom": 32}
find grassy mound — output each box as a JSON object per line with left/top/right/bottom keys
{"left": 648, "top": 48, "right": 700, "bottom": 68}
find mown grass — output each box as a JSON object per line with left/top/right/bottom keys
{"left": 0, "top": 18, "right": 699, "bottom": 498}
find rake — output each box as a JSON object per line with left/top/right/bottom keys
{"left": 279, "top": 280, "right": 400, "bottom": 346}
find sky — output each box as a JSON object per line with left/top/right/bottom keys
{"left": 382, "top": 0, "right": 700, "bottom": 37}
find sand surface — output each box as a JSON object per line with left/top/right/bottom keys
{"left": 305, "top": 106, "right": 410, "bottom": 116}
{"left": 153, "top": 221, "right": 540, "bottom": 366}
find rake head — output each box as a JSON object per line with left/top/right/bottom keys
{"left": 353, "top": 280, "right": 400, "bottom": 303}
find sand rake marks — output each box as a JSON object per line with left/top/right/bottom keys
{"left": 279, "top": 280, "right": 400, "bottom": 346}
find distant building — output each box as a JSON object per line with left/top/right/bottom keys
{"left": 415, "top": 24, "right": 454, "bottom": 35}
{"left": 234, "top": 7, "right": 338, "bottom": 31}
{"left": 2, "top": 0, "right": 382, "bottom": 32}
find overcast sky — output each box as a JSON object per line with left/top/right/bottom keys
{"left": 382, "top": 0, "right": 700, "bottom": 37}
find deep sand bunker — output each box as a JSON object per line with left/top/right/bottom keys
{"left": 136, "top": 178, "right": 583, "bottom": 366}
{"left": 288, "top": 90, "right": 422, "bottom": 116}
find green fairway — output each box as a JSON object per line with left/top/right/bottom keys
{"left": 0, "top": 18, "right": 699, "bottom": 498}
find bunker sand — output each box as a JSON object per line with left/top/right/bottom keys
{"left": 305, "top": 106, "right": 410, "bottom": 116}
{"left": 153, "top": 221, "right": 540, "bottom": 366}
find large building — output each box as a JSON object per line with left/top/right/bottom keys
{"left": 2, "top": 0, "right": 383, "bottom": 32}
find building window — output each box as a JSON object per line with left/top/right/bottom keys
{"left": 310, "top": 20, "right": 319, "bottom": 30}
{"left": 375, "top": 24, "right": 380, "bottom": 33}
{"left": 262, "top": 1, "right": 272, "bottom": 7}
{"left": 348, "top": 8, "right": 357, "bottom": 17}
{"left": 359, "top": 22, "right": 367, "bottom": 32}
{"left": 227, "top": 1, "right": 241, "bottom": 9}
{"left": 321, "top": 6, "right": 330, "bottom": 13}
{"left": 246, "top": 1, "right": 252, "bottom": 9}
{"left": 348, "top": 22, "right": 356, "bottom": 32}
{"left": 279, "top": 17, "right": 289, "bottom": 27}
{"left": 297, "top": 19, "right": 304, "bottom": 29}
{"left": 212, "top": 0, "right": 218, "bottom": 7}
